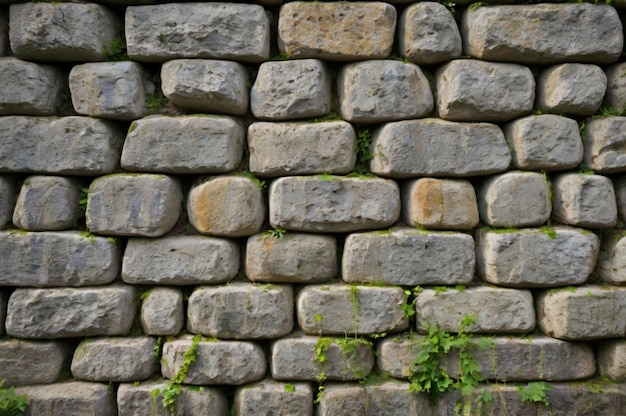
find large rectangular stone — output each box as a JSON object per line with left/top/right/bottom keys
{"left": 235, "top": 379, "right": 313, "bottom": 416}
{"left": 0, "top": 339, "right": 72, "bottom": 386}
{"left": 15, "top": 382, "right": 116, "bottom": 416}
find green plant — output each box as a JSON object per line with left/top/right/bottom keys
{"left": 284, "top": 383, "right": 296, "bottom": 393}
{"left": 102, "top": 35, "right": 129, "bottom": 61}
{"left": 0, "top": 380, "right": 27, "bottom": 415}
{"left": 269, "top": 52, "right": 290, "bottom": 61}
{"left": 518, "top": 382, "right": 551, "bottom": 406}
{"left": 79, "top": 231, "right": 95, "bottom": 244}
{"left": 579, "top": 164, "right": 595, "bottom": 175}
{"left": 439, "top": 1, "right": 457, "bottom": 15}
{"left": 79, "top": 187, "right": 89, "bottom": 210}
{"left": 348, "top": 129, "right": 375, "bottom": 178}
{"left": 468, "top": 2, "right": 487, "bottom": 10}
{"left": 314, "top": 111, "right": 342, "bottom": 123}
{"left": 146, "top": 95, "right": 169, "bottom": 114}
{"left": 349, "top": 286, "right": 360, "bottom": 334}
{"left": 236, "top": 171, "right": 267, "bottom": 190}
{"left": 401, "top": 290, "right": 416, "bottom": 318}
{"left": 539, "top": 226, "right": 557, "bottom": 239}
{"left": 265, "top": 227, "right": 286, "bottom": 238}
{"left": 315, "top": 337, "right": 333, "bottom": 364}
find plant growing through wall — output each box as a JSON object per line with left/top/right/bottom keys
{"left": 518, "top": 381, "right": 551, "bottom": 407}
{"left": 348, "top": 129, "right": 375, "bottom": 178}
{"left": 0, "top": 380, "right": 27, "bottom": 416}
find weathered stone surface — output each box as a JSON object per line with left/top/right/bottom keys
{"left": 187, "top": 176, "right": 265, "bottom": 237}
{"left": 278, "top": 2, "right": 396, "bottom": 61}
{"left": 0, "top": 290, "right": 7, "bottom": 336}
{"left": 5, "top": 285, "right": 136, "bottom": 339}
{"left": 0, "top": 339, "right": 72, "bottom": 386}
{"left": 248, "top": 122, "right": 355, "bottom": 177}
{"left": 596, "top": 231, "right": 626, "bottom": 285}
{"left": 462, "top": 3, "right": 624, "bottom": 64}
{"left": 71, "top": 337, "right": 157, "bottom": 382}
{"left": 15, "top": 382, "right": 117, "bottom": 416}
{"left": 0, "top": 176, "right": 16, "bottom": 228}
{"left": 0, "top": 231, "right": 121, "bottom": 287}
{"left": 401, "top": 178, "right": 478, "bottom": 230}
{"left": 0, "top": 12, "right": 7, "bottom": 56}
{"left": 86, "top": 174, "right": 182, "bottom": 237}
{"left": 251, "top": 59, "right": 331, "bottom": 120}
{"left": 504, "top": 114, "right": 583, "bottom": 171}
{"left": 398, "top": 2, "right": 461, "bottom": 65}
{"left": 415, "top": 287, "right": 535, "bottom": 334}
{"left": 161, "top": 337, "right": 266, "bottom": 385}
{"left": 342, "top": 228, "right": 474, "bottom": 286}
{"left": 604, "top": 62, "right": 626, "bottom": 112}
{"left": 598, "top": 340, "right": 626, "bottom": 381}
{"left": 337, "top": 60, "right": 433, "bottom": 123}
{"left": 126, "top": 3, "right": 270, "bottom": 62}
{"left": 141, "top": 287, "right": 184, "bottom": 336}
{"left": 436, "top": 59, "right": 534, "bottom": 122}
{"left": 187, "top": 283, "right": 293, "bottom": 339}
{"left": 235, "top": 379, "right": 313, "bottom": 415}
{"left": 370, "top": 119, "right": 511, "bottom": 178}
{"left": 582, "top": 117, "right": 626, "bottom": 174}
{"left": 269, "top": 176, "right": 400, "bottom": 233}
{"left": 297, "top": 285, "right": 408, "bottom": 335}
{"left": 616, "top": 176, "right": 626, "bottom": 222}
{"left": 9, "top": 2, "right": 121, "bottom": 62}
{"left": 161, "top": 59, "right": 249, "bottom": 115}
{"left": 0, "top": 116, "right": 124, "bottom": 175}
{"left": 552, "top": 173, "right": 617, "bottom": 228}
{"left": 477, "top": 227, "right": 600, "bottom": 288}
{"left": 246, "top": 233, "right": 337, "bottom": 283}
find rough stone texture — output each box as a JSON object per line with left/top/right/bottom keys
{"left": 0, "top": 291, "right": 7, "bottom": 336}
{"left": 246, "top": 233, "right": 337, "bottom": 283}
{"left": 161, "top": 59, "right": 249, "bottom": 115}
{"left": 370, "top": 119, "right": 511, "bottom": 178}
{"left": 462, "top": 3, "right": 624, "bottom": 64}
{"left": 0, "top": 339, "right": 72, "bottom": 386}
{"left": 187, "top": 176, "right": 265, "bottom": 237}
{"left": 278, "top": 2, "right": 396, "bottom": 61}
{"left": 12, "top": 176, "right": 82, "bottom": 231}
{"left": 141, "top": 287, "right": 184, "bottom": 336}
{"left": 161, "top": 337, "right": 266, "bottom": 385}
{"left": 14, "top": 382, "right": 117, "bottom": 416}
{"left": 248, "top": 122, "right": 356, "bottom": 177}
{"left": 71, "top": 337, "right": 157, "bottom": 382}
{"left": 235, "top": 379, "right": 313, "bottom": 415}
{"left": 9, "top": 2, "right": 122, "bottom": 62}
{"left": 0, "top": 12, "right": 7, "bottom": 56}
{"left": 477, "top": 227, "right": 600, "bottom": 288}
{"left": 582, "top": 117, "right": 626, "bottom": 174}
{"left": 504, "top": 114, "right": 583, "bottom": 171}
{"left": 126, "top": 3, "right": 270, "bottom": 63}
{"left": 401, "top": 178, "right": 478, "bottom": 230}
{"left": 596, "top": 231, "right": 626, "bottom": 285}
{"left": 86, "top": 174, "right": 182, "bottom": 237}
{"left": 0, "top": 116, "right": 124, "bottom": 175}
{"left": 618, "top": 176, "right": 626, "bottom": 223}
{"left": 604, "top": 62, "right": 626, "bottom": 112}
{"left": 397, "top": 2, "right": 461, "bottom": 65}
{"left": 296, "top": 285, "right": 408, "bottom": 335}
{"left": 0, "top": 176, "right": 16, "bottom": 228}
{"left": 5, "top": 285, "right": 136, "bottom": 339}
{"left": 415, "top": 287, "right": 535, "bottom": 334}
{"left": 342, "top": 228, "right": 475, "bottom": 286}
{"left": 436, "top": 59, "right": 535, "bottom": 122}
{"left": 337, "top": 60, "right": 433, "bottom": 123}
{"left": 0, "top": 231, "right": 121, "bottom": 287}
{"left": 187, "top": 283, "right": 293, "bottom": 339}
{"left": 552, "top": 173, "right": 617, "bottom": 228}
{"left": 251, "top": 59, "right": 331, "bottom": 120}
{"left": 269, "top": 176, "right": 400, "bottom": 233}
{"left": 537, "top": 285, "right": 626, "bottom": 340}
{"left": 598, "top": 340, "right": 626, "bottom": 381}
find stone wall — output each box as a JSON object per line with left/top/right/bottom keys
{"left": 1, "top": 0, "right": 626, "bottom": 415}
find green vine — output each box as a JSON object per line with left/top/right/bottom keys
{"left": 0, "top": 380, "right": 27, "bottom": 416}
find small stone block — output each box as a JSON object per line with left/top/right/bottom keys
{"left": 0, "top": 176, "right": 16, "bottom": 228}
{"left": 598, "top": 340, "right": 626, "bottom": 381}
{"left": 141, "top": 287, "right": 184, "bottom": 336}
{"left": 234, "top": 379, "right": 313, "bottom": 416}
{"left": 596, "top": 231, "right": 626, "bottom": 285}
{"left": 604, "top": 62, "right": 626, "bottom": 112}
{"left": 0, "top": 339, "right": 72, "bottom": 386}
{"left": 582, "top": 117, "right": 626, "bottom": 174}
{"left": 14, "top": 382, "right": 117, "bottom": 416}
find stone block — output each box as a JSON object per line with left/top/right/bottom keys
{"left": 86, "top": 174, "right": 182, "bottom": 237}
{"left": 251, "top": 59, "right": 331, "bottom": 120}
{"left": 9, "top": 2, "right": 122, "bottom": 62}
{"left": 269, "top": 176, "right": 400, "bottom": 233}
{"left": 462, "top": 3, "right": 623, "bottom": 64}
{"left": 71, "top": 337, "right": 157, "bottom": 382}
{"left": 604, "top": 62, "right": 626, "bottom": 112}
{"left": 0, "top": 231, "right": 121, "bottom": 287}
{"left": 126, "top": 3, "right": 269, "bottom": 62}
{"left": 187, "top": 283, "right": 293, "bottom": 339}
{"left": 12, "top": 176, "right": 82, "bottom": 231}
{"left": 245, "top": 233, "right": 337, "bottom": 283}
{"left": 0, "top": 290, "right": 7, "bottom": 336}
{"left": 161, "top": 337, "right": 266, "bottom": 385}
{"left": 397, "top": 2, "right": 461, "bottom": 65}
{"left": 5, "top": 285, "right": 136, "bottom": 339}
{"left": 504, "top": 114, "right": 583, "bottom": 171}
{"left": 248, "top": 121, "right": 356, "bottom": 177}
{"left": 596, "top": 231, "right": 626, "bottom": 284}
{"left": 337, "top": 60, "right": 433, "bottom": 123}
{"left": 0, "top": 176, "right": 16, "bottom": 228}
{"left": 161, "top": 59, "right": 248, "bottom": 115}
{"left": 234, "top": 379, "right": 313, "bottom": 415}
{"left": 187, "top": 176, "right": 265, "bottom": 237}
{"left": 296, "top": 285, "right": 408, "bottom": 335}
{"left": 582, "top": 117, "right": 626, "bottom": 174}
{"left": 552, "top": 172, "right": 617, "bottom": 228}
{"left": 401, "top": 178, "right": 478, "bottom": 230}
{"left": 15, "top": 382, "right": 117, "bottom": 416}
{"left": 616, "top": 176, "right": 626, "bottom": 221}
{"left": 278, "top": 2, "right": 396, "bottom": 61}
{"left": 0, "top": 116, "right": 124, "bottom": 175}
{"left": 141, "top": 287, "right": 184, "bottom": 336}
{"left": 436, "top": 59, "right": 535, "bottom": 122}
{"left": 0, "top": 339, "right": 72, "bottom": 386}
{"left": 415, "top": 287, "right": 535, "bottom": 334}
{"left": 370, "top": 119, "right": 511, "bottom": 178}
{"left": 342, "top": 228, "right": 475, "bottom": 286}
{"left": 598, "top": 340, "right": 626, "bottom": 381}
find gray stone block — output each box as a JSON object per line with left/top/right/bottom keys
{"left": 235, "top": 379, "right": 313, "bottom": 415}
{"left": 596, "top": 231, "right": 626, "bottom": 285}
{"left": 582, "top": 117, "right": 626, "bottom": 174}
{"left": 616, "top": 176, "right": 626, "bottom": 222}
{"left": 187, "top": 283, "right": 293, "bottom": 339}
{"left": 0, "top": 339, "right": 72, "bottom": 386}
{"left": 86, "top": 174, "right": 182, "bottom": 237}
{"left": 0, "top": 230, "right": 121, "bottom": 287}
{"left": 141, "top": 287, "right": 184, "bottom": 336}
{"left": 278, "top": 2, "right": 396, "bottom": 61}
{"left": 604, "top": 62, "right": 626, "bottom": 112}
{"left": 370, "top": 119, "right": 511, "bottom": 178}
{"left": 161, "top": 59, "right": 249, "bottom": 115}
{"left": 5, "top": 285, "right": 136, "bottom": 339}
{"left": 342, "top": 228, "right": 475, "bottom": 286}
{"left": 126, "top": 3, "right": 270, "bottom": 62}
{"left": 436, "top": 59, "right": 535, "bottom": 122}
{"left": 9, "top": 2, "right": 122, "bottom": 62}
{"left": 598, "top": 340, "right": 626, "bottom": 381}
{"left": 246, "top": 233, "right": 337, "bottom": 283}
{"left": 269, "top": 176, "right": 400, "bottom": 233}
{"left": 0, "top": 176, "right": 16, "bottom": 228}
{"left": 15, "top": 382, "right": 117, "bottom": 416}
